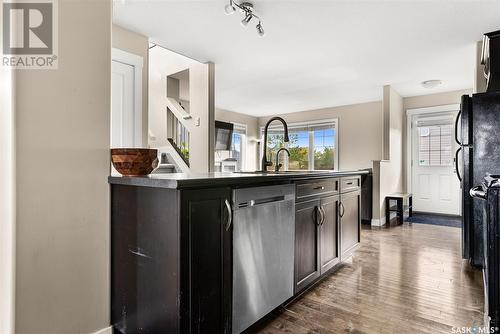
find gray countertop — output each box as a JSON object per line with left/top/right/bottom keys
{"left": 108, "top": 169, "right": 371, "bottom": 190}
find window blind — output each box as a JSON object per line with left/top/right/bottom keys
{"left": 265, "top": 122, "right": 336, "bottom": 134}
{"left": 418, "top": 123, "right": 453, "bottom": 166}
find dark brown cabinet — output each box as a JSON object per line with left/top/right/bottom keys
{"left": 110, "top": 173, "right": 364, "bottom": 333}
{"left": 294, "top": 177, "right": 361, "bottom": 294}
{"left": 180, "top": 188, "right": 232, "bottom": 334}
{"left": 111, "top": 185, "right": 232, "bottom": 334}
{"left": 320, "top": 195, "right": 340, "bottom": 274}
{"left": 340, "top": 189, "right": 361, "bottom": 260}
{"left": 294, "top": 198, "right": 321, "bottom": 293}
{"left": 294, "top": 179, "right": 341, "bottom": 294}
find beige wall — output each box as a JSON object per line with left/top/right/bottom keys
{"left": 402, "top": 88, "right": 471, "bottom": 191}
{"left": 215, "top": 108, "right": 259, "bottom": 171}
{"left": 403, "top": 89, "right": 471, "bottom": 111}
{"left": 383, "top": 87, "right": 391, "bottom": 160}
{"left": 112, "top": 24, "right": 149, "bottom": 146}
{"left": 373, "top": 86, "right": 404, "bottom": 221}
{"left": 253, "top": 89, "right": 470, "bottom": 223}
{"left": 0, "top": 62, "right": 15, "bottom": 334}
{"left": 258, "top": 101, "right": 383, "bottom": 171}
{"left": 253, "top": 90, "right": 469, "bottom": 174}
{"left": 149, "top": 46, "right": 213, "bottom": 172}
{"left": 15, "top": 1, "right": 111, "bottom": 333}
{"left": 373, "top": 88, "right": 468, "bottom": 222}
{"left": 389, "top": 87, "right": 405, "bottom": 195}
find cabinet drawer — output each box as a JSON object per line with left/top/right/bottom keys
{"left": 296, "top": 178, "right": 339, "bottom": 200}
{"left": 341, "top": 176, "right": 360, "bottom": 193}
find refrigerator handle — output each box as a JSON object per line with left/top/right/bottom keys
{"left": 455, "top": 147, "right": 462, "bottom": 182}
{"left": 454, "top": 110, "right": 462, "bottom": 145}
{"left": 470, "top": 186, "right": 487, "bottom": 200}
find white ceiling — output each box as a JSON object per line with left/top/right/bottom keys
{"left": 113, "top": 0, "right": 500, "bottom": 117}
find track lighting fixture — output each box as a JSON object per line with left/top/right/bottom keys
{"left": 256, "top": 22, "right": 265, "bottom": 36}
{"left": 241, "top": 12, "right": 252, "bottom": 27}
{"left": 224, "top": 1, "right": 265, "bottom": 36}
{"left": 224, "top": 3, "right": 236, "bottom": 15}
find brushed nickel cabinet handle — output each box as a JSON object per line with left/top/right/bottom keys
{"left": 224, "top": 199, "right": 232, "bottom": 231}
{"left": 314, "top": 206, "right": 324, "bottom": 226}
{"left": 339, "top": 202, "right": 345, "bottom": 218}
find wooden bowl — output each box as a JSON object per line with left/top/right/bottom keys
{"left": 111, "top": 148, "right": 159, "bottom": 176}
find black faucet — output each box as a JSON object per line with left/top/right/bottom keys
{"left": 261, "top": 117, "right": 289, "bottom": 172}
{"left": 275, "top": 148, "right": 290, "bottom": 172}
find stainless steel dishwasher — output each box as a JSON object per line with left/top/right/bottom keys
{"left": 232, "top": 184, "right": 295, "bottom": 334}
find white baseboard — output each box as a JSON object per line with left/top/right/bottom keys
{"left": 371, "top": 216, "right": 386, "bottom": 226}
{"left": 92, "top": 326, "right": 112, "bottom": 334}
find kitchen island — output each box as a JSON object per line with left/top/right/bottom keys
{"left": 109, "top": 170, "right": 369, "bottom": 334}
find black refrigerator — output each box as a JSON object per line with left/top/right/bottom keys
{"left": 458, "top": 91, "right": 500, "bottom": 267}
{"left": 470, "top": 175, "right": 500, "bottom": 331}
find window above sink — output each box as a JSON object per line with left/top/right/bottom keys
{"left": 260, "top": 119, "right": 339, "bottom": 172}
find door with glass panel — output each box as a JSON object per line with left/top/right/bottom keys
{"left": 411, "top": 113, "right": 460, "bottom": 215}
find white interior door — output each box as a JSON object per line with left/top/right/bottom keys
{"left": 411, "top": 113, "right": 461, "bottom": 215}
{"left": 111, "top": 60, "right": 135, "bottom": 148}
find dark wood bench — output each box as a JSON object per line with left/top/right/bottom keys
{"left": 385, "top": 193, "right": 412, "bottom": 226}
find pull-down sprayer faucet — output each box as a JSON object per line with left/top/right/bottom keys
{"left": 261, "top": 117, "right": 289, "bottom": 172}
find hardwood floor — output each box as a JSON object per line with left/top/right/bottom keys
{"left": 256, "top": 223, "right": 484, "bottom": 334}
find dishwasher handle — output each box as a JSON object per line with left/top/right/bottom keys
{"left": 237, "top": 195, "right": 291, "bottom": 209}
{"left": 233, "top": 185, "right": 295, "bottom": 210}
{"left": 250, "top": 195, "right": 285, "bottom": 206}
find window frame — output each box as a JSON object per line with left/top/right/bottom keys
{"left": 260, "top": 118, "right": 339, "bottom": 171}
{"left": 232, "top": 123, "right": 247, "bottom": 171}
{"left": 213, "top": 122, "right": 247, "bottom": 172}
{"left": 415, "top": 115, "right": 454, "bottom": 167}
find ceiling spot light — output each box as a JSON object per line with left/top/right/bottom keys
{"left": 256, "top": 22, "right": 265, "bottom": 36}
{"left": 224, "top": 3, "right": 235, "bottom": 15}
{"left": 241, "top": 12, "right": 252, "bottom": 27}
{"left": 421, "top": 80, "right": 442, "bottom": 89}
{"left": 225, "top": 1, "right": 265, "bottom": 36}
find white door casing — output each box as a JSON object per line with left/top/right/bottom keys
{"left": 111, "top": 48, "right": 143, "bottom": 148}
{"left": 408, "top": 109, "right": 461, "bottom": 215}
{"left": 112, "top": 61, "right": 134, "bottom": 147}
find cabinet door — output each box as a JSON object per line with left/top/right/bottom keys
{"left": 340, "top": 190, "right": 361, "bottom": 260}
{"left": 320, "top": 195, "right": 340, "bottom": 274}
{"left": 180, "top": 187, "right": 232, "bottom": 334}
{"left": 295, "top": 199, "right": 321, "bottom": 293}
{"left": 111, "top": 185, "right": 181, "bottom": 334}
